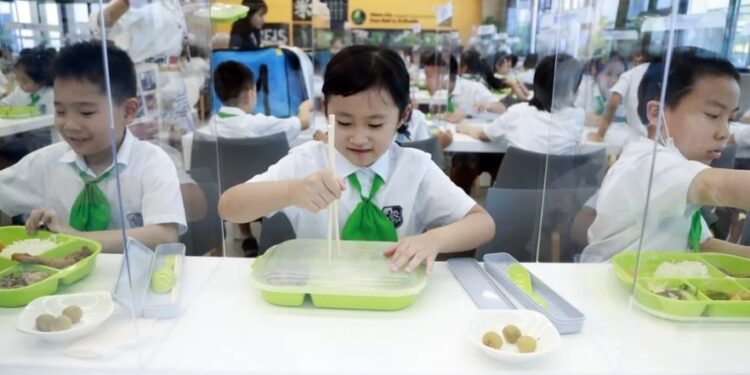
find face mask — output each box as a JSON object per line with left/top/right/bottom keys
{"left": 658, "top": 111, "right": 678, "bottom": 152}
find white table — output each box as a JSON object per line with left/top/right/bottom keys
{"left": 0, "top": 115, "right": 55, "bottom": 138}
{"left": 1, "top": 254, "right": 748, "bottom": 374}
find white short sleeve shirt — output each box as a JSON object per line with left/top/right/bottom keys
{"left": 484, "top": 102, "right": 585, "bottom": 155}
{"left": 582, "top": 137, "right": 711, "bottom": 262}
{"left": 0, "top": 130, "right": 187, "bottom": 234}
{"left": 249, "top": 141, "right": 477, "bottom": 239}
{"left": 609, "top": 63, "right": 649, "bottom": 137}
{"left": 452, "top": 77, "right": 497, "bottom": 117}
{"left": 197, "top": 106, "right": 302, "bottom": 142}
{"left": 395, "top": 109, "right": 431, "bottom": 143}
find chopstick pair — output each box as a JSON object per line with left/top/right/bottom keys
{"left": 327, "top": 115, "right": 341, "bottom": 261}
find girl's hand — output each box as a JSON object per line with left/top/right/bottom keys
{"left": 290, "top": 171, "right": 346, "bottom": 213}
{"left": 384, "top": 233, "right": 441, "bottom": 275}
{"left": 313, "top": 130, "right": 328, "bottom": 143}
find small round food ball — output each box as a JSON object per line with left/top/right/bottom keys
{"left": 62, "top": 305, "right": 83, "bottom": 324}
{"left": 50, "top": 315, "right": 72, "bottom": 332}
{"left": 151, "top": 269, "right": 176, "bottom": 294}
{"left": 482, "top": 331, "right": 503, "bottom": 350}
{"left": 516, "top": 335, "right": 537, "bottom": 353}
{"left": 36, "top": 314, "right": 55, "bottom": 331}
{"left": 502, "top": 324, "right": 521, "bottom": 344}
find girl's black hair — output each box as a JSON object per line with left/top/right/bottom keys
{"left": 323, "top": 45, "right": 411, "bottom": 135}
{"left": 15, "top": 47, "right": 56, "bottom": 87}
{"left": 229, "top": 0, "right": 267, "bottom": 49}
{"left": 637, "top": 47, "right": 740, "bottom": 125}
{"left": 460, "top": 49, "right": 484, "bottom": 76}
{"left": 528, "top": 54, "right": 583, "bottom": 112}
{"left": 484, "top": 52, "right": 513, "bottom": 91}
{"left": 523, "top": 53, "right": 538, "bottom": 70}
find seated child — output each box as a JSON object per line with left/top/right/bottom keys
{"left": 451, "top": 54, "right": 585, "bottom": 194}
{"left": 0, "top": 47, "right": 56, "bottom": 164}
{"left": 422, "top": 52, "right": 505, "bottom": 124}
{"left": 219, "top": 45, "right": 495, "bottom": 273}
{"left": 0, "top": 41, "right": 186, "bottom": 252}
{"left": 198, "top": 60, "right": 311, "bottom": 141}
{"left": 582, "top": 47, "right": 750, "bottom": 262}
{"left": 574, "top": 54, "right": 626, "bottom": 126}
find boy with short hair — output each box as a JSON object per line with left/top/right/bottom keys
{"left": 198, "top": 60, "right": 311, "bottom": 141}
{"left": 583, "top": 47, "right": 750, "bottom": 262}
{"left": 0, "top": 40, "right": 186, "bottom": 252}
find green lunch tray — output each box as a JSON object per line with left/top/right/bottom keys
{"left": 193, "top": 3, "right": 249, "bottom": 23}
{"left": 612, "top": 251, "right": 750, "bottom": 321}
{"left": 0, "top": 226, "right": 102, "bottom": 307}
{"left": 0, "top": 106, "right": 41, "bottom": 119}
{"left": 252, "top": 239, "right": 428, "bottom": 311}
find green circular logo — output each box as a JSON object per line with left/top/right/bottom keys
{"left": 351, "top": 9, "right": 366, "bottom": 25}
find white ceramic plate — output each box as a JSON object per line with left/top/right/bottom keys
{"left": 16, "top": 291, "right": 114, "bottom": 342}
{"left": 468, "top": 309, "right": 561, "bottom": 363}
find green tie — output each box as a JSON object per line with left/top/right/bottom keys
{"left": 447, "top": 94, "right": 456, "bottom": 113}
{"left": 340, "top": 174, "right": 398, "bottom": 242}
{"left": 69, "top": 168, "right": 113, "bottom": 232}
{"left": 688, "top": 210, "right": 702, "bottom": 252}
{"left": 217, "top": 111, "right": 237, "bottom": 118}
{"left": 29, "top": 92, "right": 40, "bottom": 106}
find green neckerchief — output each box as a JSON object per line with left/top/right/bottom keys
{"left": 595, "top": 96, "right": 605, "bottom": 115}
{"left": 688, "top": 209, "right": 702, "bottom": 252}
{"left": 217, "top": 111, "right": 238, "bottom": 118}
{"left": 447, "top": 93, "right": 456, "bottom": 113}
{"left": 29, "top": 92, "right": 41, "bottom": 106}
{"left": 69, "top": 168, "right": 113, "bottom": 232}
{"left": 341, "top": 173, "right": 398, "bottom": 242}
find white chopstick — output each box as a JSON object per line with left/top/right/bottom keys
{"left": 327, "top": 114, "right": 340, "bottom": 261}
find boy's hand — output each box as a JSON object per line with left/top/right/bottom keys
{"left": 586, "top": 132, "right": 604, "bottom": 143}
{"left": 446, "top": 110, "right": 467, "bottom": 124}
{"left": 25, "top": 208, "right": 74, "bottom": 235}
{"left": 437, "top": 130, "right": 453, "bottom": 148}
{"left": 290, "top": 171, "right": 346, "bottom": 213}
{"left": 383, "top": 233, "right": 441, "bottom": 275}
{"left": 297, "top": 100, "right": 312, "bottom": 130}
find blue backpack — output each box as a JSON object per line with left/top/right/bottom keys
{"left": 211, "top": 48, "right": 308, "bottom": 117}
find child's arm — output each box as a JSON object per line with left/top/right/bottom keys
{"left": 100, "top": 0, "right": 130, "bottom": 28}
{"left": 445, "top": 109, "right": 467, "bottom": 124}
{"left": 219, "top": 171, "right": 346, "bottom": 223}
{"left": 689, "top": 168, "right": 750, "bottom": 210}
{"left": 25, "top": 208, "right": 178, "bottom": 253}
{"left": 588, "top": 93, "right": 622, "bottom": 142}
{"left": 384, "top": 205, "right": 495, "bottom": 274}
{"left": 297, "top": 100, "right": 312, "bottom": 130}
{"left": 455, "top": 123, "right": 490, "bottom": 141}
{"left": 701, "top": 237, "right": 750, "bottom": 258}
{"left": 475, "top": 101, "right": 506, "bottom": 114}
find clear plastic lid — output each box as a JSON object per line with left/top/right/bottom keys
{"left": 253, "top": 239, "right": 427, "bottom": 296}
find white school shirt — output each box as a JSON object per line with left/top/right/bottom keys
{"left": 581, "top": 137, "right": 711, "bottom": 262}
{"left": 484, "top": 102, "right": 585, "bottom": 155}
{"left": 0, "top": 86, "right": 54, "bottom": 114}
{"left": 90, "top": 0, "right": 185, "bottom": 64}
{"left": 249, "top": 141, "right": 477, "bottom": 239}
{"left": 395, "top": 109, "right": 431, "bottom": 143}
{"left": 520, "top": 69, "right": 534, "bottom": 85}
{"left": 609, "top": 63, "right": 649, "bottom": 137}
{"left": 197, "top": 106, "right": 302, "bottom": 142}
{"left": 452, "top": 77, "right": 497, "bottom": 117}
{"left": 0, "top": 130, "right": 187, "bottom": 234}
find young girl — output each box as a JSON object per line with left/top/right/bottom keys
{"left": 230, "top": 0, "right": 267, "bottom": 50}
{"left": 219, "top": 45, "right": 495, "bottom": 274}
{"left": 0, "top": 47, "right": 56, "bottom": 165}
{"left": 574, "top": 54, "right": 625, "bottom": 126}
{"left": 487, "top": 52, "right": 529, "bottom": 101}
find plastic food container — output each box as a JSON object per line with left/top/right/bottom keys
{"left": 612, "top": 252, "right": 750, "bottom": 321}
{"left": 0, "top": 106, "right": 41, "bottom": 119}
{"left": 252, "top": 239, "right": 427, "bottom": 311}
{"left": 483, "top": 253, "right": 585, "bottom": 334}
{"left": 0, "top": 226, "right": 102, "bottom": 307}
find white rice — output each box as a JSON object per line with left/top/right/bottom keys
{"left": 1, "top": 238, "right": 59, "bottom": 258}
{"left": 654, "top": 260, "right": 710, "bottom": 278}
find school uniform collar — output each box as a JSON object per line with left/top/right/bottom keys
{"left": 216, "top": 106, "right": 247, "bottom": 118}
{"left": 59, "top": 129, "right": 136, "bottom": 178}
{"left": 452, "top": 77, "right": 470, "bottom": 96}
{"left": 335, "top": 145, "right": 392, "bottom": 183}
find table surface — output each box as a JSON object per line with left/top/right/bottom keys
{"left": 1, "top": 254, "right": 748, "bottom": 375}
{"left": 0, "top": 115, "right": 55, "bottom": 138}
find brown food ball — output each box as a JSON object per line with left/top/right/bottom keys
{"left": 36, "top": 314, "right": 55, "bottom": 332}
{"left": 482, "top": 331, "right": 503, "bottom": 350}
{"left": 62, "top": 305, "right": 83, "bottom": 324}
{"left": 516, "top": 335, "right": 537, "bottom": 353}
{"left": 50, "top": 315, "right": 72, "bottom": 332}
{"left": 502, "top": 324, "right": 521, "bottom": 344}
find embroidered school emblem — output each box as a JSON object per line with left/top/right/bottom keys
{"left": 126, "top": 213, "right": 144, "bottom": 228}
{"left": 382, "top": 206, "right": 403, "bottom": 228}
